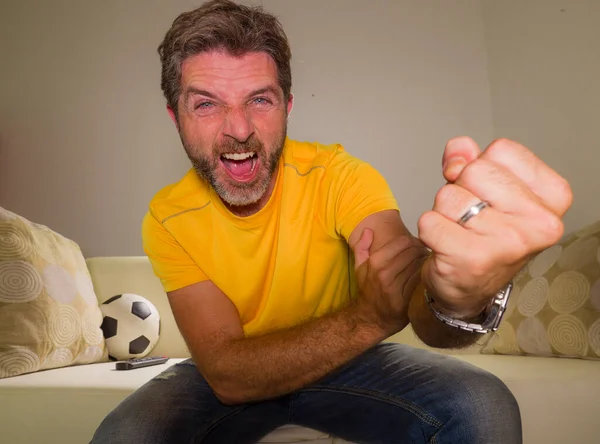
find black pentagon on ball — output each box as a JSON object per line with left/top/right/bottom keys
{"left": 129, "top": 335, "right": 151, "bottom": 354}
{"left": 100, "top": 316, "right": 118, "bottom": 339}
{"left": 131, "top": 301, "right": 152, "bottom": 320}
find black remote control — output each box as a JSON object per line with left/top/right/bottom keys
{"left": 115, "top": 356, "right": 169, "bottom": 370}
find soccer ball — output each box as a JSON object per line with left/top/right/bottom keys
{"left": 99, "top": 293, "right": 161, "bottom": 361}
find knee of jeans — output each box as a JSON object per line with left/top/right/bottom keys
{"left": 90, "top": 396, "right": 167, "bottom": 444}
{"left": 448, "top": 369, "right": 522, "bottom": 442}
{"left": 90, "top": 408, "right": 138, "bottom": 444}
{"left": 471, "top": 372, "right": 518, "bottom": 413}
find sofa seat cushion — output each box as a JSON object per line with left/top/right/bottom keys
{"left": 0, "top": 359, "right": 348, "bottom": 443}
{"left": 452, "top": 354, "right": 599, "bottom": 444}
{"left": 0, "top": 355, "right": 598, "bottom": 444}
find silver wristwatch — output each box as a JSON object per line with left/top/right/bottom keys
{"left": 424, "top": 282, "right": 513, "bottom": 334}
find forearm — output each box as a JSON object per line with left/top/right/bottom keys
{"left": 203, "top": 300, "right": 388, "bottom": 404}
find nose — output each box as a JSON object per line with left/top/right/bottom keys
{"left": 222, "top": 107, "right": 254, "bottom": 143}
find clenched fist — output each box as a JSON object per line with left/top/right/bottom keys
{"left": 418, "top": 137, "right": 573, "bottom": 318}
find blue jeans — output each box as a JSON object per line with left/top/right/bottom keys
{"left": 90, "top": 343, "right": 522, "bottom": 443}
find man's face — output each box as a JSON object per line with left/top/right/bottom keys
{"left": 168, "top": 50, "right": 293, "bottom": 209}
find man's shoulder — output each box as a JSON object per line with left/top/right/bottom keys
{"left": 146, "top": 168, "right": 210, "bottom": 223}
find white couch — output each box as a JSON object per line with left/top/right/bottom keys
{"left": 1, "top": 256, "right": 598, "bottom": 444}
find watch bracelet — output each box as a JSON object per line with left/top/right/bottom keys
{"left": 424, "top": 283, "right": 513, "bottom": 334}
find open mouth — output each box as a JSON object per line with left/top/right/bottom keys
{"left": 220, "top": 151, "right": 259, "bottom": 182}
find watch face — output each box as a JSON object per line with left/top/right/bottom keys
{"left": 484, "top": 282, "right": 514, "bottom": 331}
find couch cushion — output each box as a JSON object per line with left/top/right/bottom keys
{"left": 0, "top": 359, "right": 187, "bottom": 444}
{"left": 0, "top": 207, "right": 108, "bottom": 379}
{"left": 454, "top": 354, "right": 600, "bottom": 444}
{"left": 0, "top": 358, "right": 344, "bottom": 443}
{"left": 481, "top": 220, "right": 600, "bottom": 360}
{"left": 0, "top": 354, "right": 598, "bottom": 444}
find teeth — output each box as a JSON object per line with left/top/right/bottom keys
{"left": 222, "top": 152, "right": 255, "bottom": 160}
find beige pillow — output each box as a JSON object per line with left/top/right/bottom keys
{"left": 481, "top": 220, "right": 600, "bottom": 360}
{"left": 0, "top": 206, "right": 108, "bottom": 378}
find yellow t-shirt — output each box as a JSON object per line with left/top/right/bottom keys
{"left": 142, "top": 138, "right": 399, "bottom": 336}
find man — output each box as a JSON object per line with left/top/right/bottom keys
{"left": 91, "top": 1, "right": 572, "bottom": 443}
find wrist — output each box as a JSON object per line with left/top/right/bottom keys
{"left": 421, "top": 258, "right": 491, "bottom": 320}
{"left": 426, "top": 289, "right": 490, "bottom": 321}
{"left": 423, "top": 282, "right": 514, "bottom": 334}
{"left": 423, "top": 288, "right": 488, "bottom": 322}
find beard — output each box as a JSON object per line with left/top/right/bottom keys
{"left": 181, "top": 128, "right": 286, "bottom": 208}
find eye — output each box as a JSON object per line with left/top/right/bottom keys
{"left": 195, "top": 101, "right": 214, "bottom": 110}
{"left": 252, "top": 97, "right": 272, "bottom": 105}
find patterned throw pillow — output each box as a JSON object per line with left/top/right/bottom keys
{"left": 0, "top": 206, "right": 108, "bottom": 378}
{"left": 481, "top": 220, "right": 600, "bottom": 360}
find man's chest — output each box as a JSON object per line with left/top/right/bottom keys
{"left": 171, "top": 208, "right": 353, "bottom": 325}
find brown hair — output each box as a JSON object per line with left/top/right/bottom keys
{"left": 157, "top": 0, "right": 292, "bottom": 115}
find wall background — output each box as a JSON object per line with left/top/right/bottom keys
{"left": 0, "top": 0, "right": 596, "bottom": 257}
{"left": 482, "top": 0, "right": 600, "bottom": 233}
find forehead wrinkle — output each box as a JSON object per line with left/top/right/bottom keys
{"left": 182, "top": 50, "right": 277, "bottom": 75}
{"left": 181, "top": 51, "right": 278, "bottom": 83}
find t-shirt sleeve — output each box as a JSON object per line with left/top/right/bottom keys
{"left": 324, "top": 147, "right": 400, "bottom": 241}
{"left": 141, "top": 210, "right": 209, "bottom": 293}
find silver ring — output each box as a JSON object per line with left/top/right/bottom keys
{"left": 458, "top": 200, "right": 490, "bottom": 226}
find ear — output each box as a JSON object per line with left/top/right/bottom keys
{"left": 167, "top": 105, "right": 180, "bottom": 131}
{"left": 286, "top": 93, "right": 294, "bottom": 118}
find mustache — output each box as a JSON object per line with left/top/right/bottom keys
{"left": 215, "top": 136, "right": 264, "bottom": 155}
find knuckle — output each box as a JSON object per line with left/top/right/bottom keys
{"left": 506, "top": 226, "right": 530, "bottom": 260}
{"left": 527, "top": 207, "right": 564, "bottom": 248}
{"left": 459, "top": 158, "right": 485, "bottom": 184}
{"left": 417, "top": 211, "right": 437, "bottom": 236}
{"left": 462, "top": 157, "right": 511, "bottom": 192}
{"left": 488, "top": 137, "right": 514, "bottom": 152}
{"left": 434, "top": 184, "right": 457, "bottom": 209}
{"left": 484, "top": 138, "right": 519, "bottom": 162}
{"left": 544, "top": 213, "right": 564, "bottom": 244}
{"left": 556, "top": 176, "right": 574, "bottom": 212}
